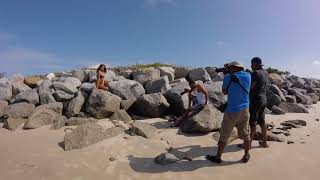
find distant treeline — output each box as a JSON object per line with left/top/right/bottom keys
{"left": 265, "top": 67, "right": 290, "bottom": 75}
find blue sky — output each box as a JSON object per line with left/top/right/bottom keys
{"left": 0, "top": 0, "right": 319, "bottom": 78}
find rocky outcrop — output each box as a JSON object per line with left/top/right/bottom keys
{"left": 14, "top": 89, "right": 39, "bottom": 105}
{"left": 278, "top": 102, "right": 308, "bottom": 113}
{"left": 86, "top": 89, "right": 122, "bottom": 119}
{"left": 0, "top": 100, "right": 8, "bottom": 117}
{"left": 4, "top": 102, "right": 35, "bottom": 118}
{"left": 3, "top": 118, "right": 26, "bottom": 131}
{"left": 24, "top": 76, "right": 42, "bottom": 88}
{"left": 12, "top": 82, "right": 31, "bottom": 96}
{"left": 188, "top": 68, "right": 211, "bottom": 82}
{"left": 132, "top": 68, "right": 161, "bottom": 85}
{"left": 164, "top": 82, "right": 189, "bottom": 116}
{"left": 65, "top": 117, "right": 98, "bottom": 126}
{"left": 145, "top": 76, "right": 171, "bottom": 94}
{"left": 109, "top": 80, "right": 145, "bottom": 100}
{"left": 269, "top": 73, "right": 284, "bottom": 88}
{"left": 66, "top": 91, "right": 85, "bottom": 118}
{"left": 130, "top": 122, "right": 157, "bottom": 139}
{"left": 39, "top": 91, "right": 56, "bottom": 105}
{"left": 132, "top": 93, "right": 170, "bottom": 118}
{"left": 64, "top": 122, "right": 124, "bottom": 151}
{"left": 0, "top": 78, "right": 12, "bottom": 101}
{"left": 181, "top": 104, "right": 223, "bottom": 133}
{"left": 271, "top": 106, "right": 286, "bottom": 115}
{"left": 159, "top": 67, "right": 175, "bottom": 81}
{"left": 203, "top": 81, "right": 227, "bottom": 108}
{"left": 109, "top": 110, "right": 132, "bottom": 124}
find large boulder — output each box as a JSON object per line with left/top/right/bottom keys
{"left": 278, "top": 102, "right": 308, "bottom": 113}
{"left": 0, "top": 100, "right": 8, "bottom": 117}
{"left": 0, "top": 78, "right": 12, "bottom": 101}
{"left": 180, "top": 104, "right": 223, "bottom": 133}
{"left": 109, "top": 80, "right": 145, "bottom": 100}
{"left": 145, "top": 76, "right": 171, "bottom": 94}
{"left": 174, "top": 67, "right": 190, "bottom": 79}
{"left": 39, "top": 91, "right": 57, "bottom": 105}
{"left": 130, "top": 122, "right": 157, "bottom": 139}
{"left": 269, "top": 73, "right": 284, "bottom": 88}
{"left": 269, "top": 84, "right": 286, "bottom": 102}
{"left": 288, "top": 75, "right": 306, "bottom": 89}
{"left": 289, "top": 89, "right": 313, "bottom": 105}
{"left": 72, "top": 70, "right": 88, "bottom": 82}
{"left": 14, "top": 89, "right": 39, "bottom": 105}
{"left": 121, "top": 99, "right": 136, "bottom": 111}
{"left": 11, "top": 82, "right": 31, "bottom": 96}
{"left": 53, "top": 90, "right": 74, "bottom": 102}
{"left": 132, "top": 68, "right": 161, "bottom": 85}
{"left": 80, "top": 83, "right": 96, "bottom": 93}
{"left": 159, "top": 67, "right": 175, "bottom": 81}
{"left": 285, "top": 95, "right": 297, "bottom": 103}
{"left": 266, "top": 90, "right": 281, "bottom": 108}
{"left": 164, "top": 82, "right": 189, "bottom": 116}
{"left": 64, "top": 122, "right": 124, "bottom": 151}
{"left": 132, "top": 93, "right": 170, "bottom": 118}
{"left": 37, "top": 80, "right": 53, "bottom": 94}
{"left": 271, "top": 106, "right": 286, "bottom": 115}
{"left": 65, "top": 117, "right": 98, "bottom": 126}
{"left": 282, "top": 81, "right": 292, "bottom": 90}
{"left": 86, "top": 89, "right": 122, "bottom": 119}
{"left": 50, "top": 116, "right": 68, "bottom": 130}
{"left": 116, "top": 69, "right": 133, "bottom": 79}
{"left": 188, "top": 68, "right": 211, "bottom": 82}
{"left": 307, "top": 93, "right": 319, "bottom": 104}
{"left": 24, "top": 76, "right": 42, "bottom": 88}
{"left": 4, "top": 102, "right": 35, "bottom": 118}
{"left": 52, "top": 81, "right": 77, "bottom": 95}
{"left": 3, "top": 118, "right": 26, "bottom": 131}
{"left": 203, "top": 81, "right": 227, "bottom": 108}
{"left": 109, "top": 110, "right": 132, "bottom": 124}
{"left": 23, "top": 102, "right": 63, "bottom": 129}
{"left": 66, "top": 91, "right": 85, "bottom": 118}
{"left": 205, "top": 67, "right": 218, "bottom": 79}
{"left": 64, "top": 77, "right": 82, "bottom": 88}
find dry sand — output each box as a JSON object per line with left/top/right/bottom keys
{"left": 1, "top": 103, "right": 320, "bottom": 180}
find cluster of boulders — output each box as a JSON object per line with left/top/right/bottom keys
{"left": 0, "top": 65, "right": 319, "bottom": 151}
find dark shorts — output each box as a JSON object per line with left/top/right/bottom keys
{"left": 249, "top": 101, "right": 266, "bottom": 126}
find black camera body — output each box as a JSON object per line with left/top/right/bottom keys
{"left": 215, "top": 64, "right": 230, "bottom": 75}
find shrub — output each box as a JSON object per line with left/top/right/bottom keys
{"left": 266, "top": 67, "right": 290, "bottom": 75}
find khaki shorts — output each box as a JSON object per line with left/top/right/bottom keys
{"left": 219, "top": 108, "right": 250, "bottom": 143}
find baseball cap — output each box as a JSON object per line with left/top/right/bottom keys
{"left": 251, "top": 57, "right": 264, "bottom": 66}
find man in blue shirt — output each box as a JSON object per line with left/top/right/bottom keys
{"left": 206, "top": 61, "right": 251, "bottom": 163}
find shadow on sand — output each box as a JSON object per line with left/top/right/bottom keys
{"left": 128, "top": 144, "right": 245, "bottom": 173}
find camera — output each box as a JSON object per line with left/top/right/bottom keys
{"left": 215, "top": 64, "right": 230, "bottom": 75}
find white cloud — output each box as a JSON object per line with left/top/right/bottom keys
{"left": 312, "top": 60, "right": 320, "bottom": 65}
{"left": 143, "top": 0, "right": 175, "bottom": 7}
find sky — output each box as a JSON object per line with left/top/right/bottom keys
{"left": 0, "top": 0, "right": 319, "bottom": 78}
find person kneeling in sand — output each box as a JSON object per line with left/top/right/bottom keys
{"left": 96, "top": 64, "right": 109, "bottom": 91}
{"left": 206, "top": 61, "right": 251, "bottom": 163}
{"left": 169, "top": 76, "right": 208, "bottom": 127}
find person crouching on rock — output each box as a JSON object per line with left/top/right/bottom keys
{"left": 206, "top": 61, "right": 251, "bottom": 164}
{"left": 96, "top": 64, "right": 109, "bottom": 91}
{"left": 169, "top": 76, "right": 208, "bottom": 127}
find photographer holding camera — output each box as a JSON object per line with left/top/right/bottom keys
{"left": 206, "top": 61, "right": 251, "bottom": 163}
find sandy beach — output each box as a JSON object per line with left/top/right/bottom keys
{"left": 1, "top": 103, "right": 320, "bottom": 180}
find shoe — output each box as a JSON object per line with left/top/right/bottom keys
{"left": 241, "top": 154, "right": 250, "bottom": 163}
{"left": 205, "top": 155, "right": 222, "bottom": 164}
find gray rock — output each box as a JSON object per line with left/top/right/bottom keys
{"left": 174, "top": 67, "right": 190, "bottom": 79}
{"left": 52, "top": 81, "right": 77, "bottom": 95}
{"left": 72, "top": 70, "right": 88, "bottom": 82}
{"left": 39, "top": 91, "right": 57, "bottom": 105}
{"left": 3, "top": 118, "right": 26, "bottom": 131}
{"left": 154, "top": 153, "right": 179, "bottom": 165}
{"left": 278, "top": 102, "right": 308, "bottom": 113}
{"left": 132, "top": 68, "right": 161, "bottom": 85}
{"left": 121, "top": 99, "right": 136, "bottom": 111}
{"left": 289, "top": 89, "right": 313, "bottom": 105}
{"left": 270, "top": 84, "right": 286, "bottom": 102}
{"left": 307, "top": 93, "right": 319, "bottom": 104}
{"left": 0, "top": 100, "right": 8, "bottom": 117}
{"left": 64, "top": 122, "right": 124, "bottom": 151}
{"left": 50, "top": 116, "right": 67, "bottom": 130}
{"left": 64, "top": 77, "right": 82, "bottom": 88}
{"left": 282, "top": 120, "right": 306, "bottom": 126}
{"left": 159, "top": 67, "right": 175, "bottom": 81}
{"left": 113, "top": 76, "right": 126, "bottom": 81}
{"left": 145, "top": 76, "right": 171, "bottom": 94}
{"left": 105, "top": 70, "right": 117, "bottom": 82}
{"left": 23, "top": 102, "right": 63, "bottom": 129}
{"left": 132, "top": 93, "right": 170, "bottom": 118}
{"left": 66, "top": 91, "right": 85, "bottom": 118}
{"left": 80, "top": 82, "right": 96, "bottom": 93}
{"left": 130, "top": 122, "right": 157, "bottom": 139}
{"left": 203, "top": 81, "right": 227, "bottom": 108}
{"left": 267, "top": 90, "right": 281, "bottom": 108}
{"left": 288, "top": 75, "right": 306, "bottom": 89}
{"left": 37, "top": 80, "right": 53, "bottom": 94}
{"left": 15, "top": 89, "right": 39, "bottom": 105}
{"left": 109, "top": 80, "right": 145, "bottom": 100}
{"left": 87, "top": 70, "right": 97, "bottom": 83}
{"left": 282, "top": 81, "right": 292, "bottom": 90}
{"left": 212, "top": 128, "right": 238, "bottom": 144}
{"left": 188, "top": 68, "right": 211, "bottom": 82}
{"left": 0, "top": 78, "right": 12, "bottom": 101}
{"left": 86, "top": 89, "right": 122, "bottom": 119}
{"left": 254, "top": 126, "right": 286, "bottom": 142}
{"left": 164, "top": 82, "right": 189, "bottom": 116}
{"left": 170, "top": 78, "right": 187, "bottom": 85}
{"left": 285, "top": 95, "right": 297, "bottom": 103}
{"left": 205, "top": 67, "right": 218, "bottom": 78}
{"left": 269, "top": 73, "right": 285, "bottom": 88}
{"left": 66, "top": 117, "right": 98, "bottom": 126}
{"left": 5, "top": 102, "right": 35, "bottom": 118}
{"left": 181, "top": 104, "right": 223, "bottom": 133}
{"left": 109, "top": 110, "right": 132, "bottom": 123}
{"left": 53, "top": 90, "right": 74, "bottom": 102}
{"left": 117, "top": 69, "right": 133, "bottom": 79}
{"left": 11, "top": 82, "right": 31, "bottom": 96}
{"left": 271, "top": 106, "right": 286, "bottom": 115}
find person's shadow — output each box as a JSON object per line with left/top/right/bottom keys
{"left": 127, "top": 144, "right": 243, "bottom": 173}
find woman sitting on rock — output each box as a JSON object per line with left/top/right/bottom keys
{"left": 96, "top": 64, "right": 109, "bottom": 90}
{"left": 170, "top": 76, "right": 209, "bottom": 127}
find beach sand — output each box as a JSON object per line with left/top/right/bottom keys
{"left": 1, "top": 103, "right": 320, "bottom": 180}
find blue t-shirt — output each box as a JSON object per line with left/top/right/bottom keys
{"left": 223, "top": 71, "right": 251, "bottom": 113}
